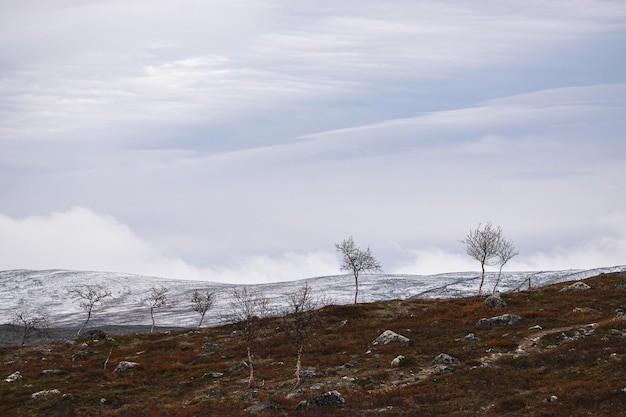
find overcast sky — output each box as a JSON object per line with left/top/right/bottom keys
{"left": 1, "top": 0, "right": 625, "bottom": 283}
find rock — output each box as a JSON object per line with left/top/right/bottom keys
{"left": 4, "top": 371, "right": 22, "bottom": 382}
{"left": 229, "top": 361, "right": 249, "bottom": 371}
{"left": 239, "top": 391, "right": 258, "bottom": 401}
{"left": 300, "top": 367, "right": 325, "bottom": 378}
{"left": 72, "top": 352, "right": 87, "bottom": 361}
{"left": 41, "top": 369, "right": 64, "bottom": 376}
{"left": 245, "top": 401, "right": 276, "bottom": 414}
{"left": 432, "top": 353, "right": 459, "bottom": 365}
{"left": 615, "top": 279, "right": 626, "bottom": 289}
{"left": 477, "top": 314, "right": 522, "bottom": 328}
{"left": 390, "top": 355, "right": 405, "bottom": 368}
{"left": 433, "top": 365, "right": 455, "bottom": 374}
{"left": 32, "top": 389, "right": 61, "bottom": 399}
{"left": 295, "top": 390, "right": 345, "bottom": 410}
{"left": 77, "top": 329, "right": 107, "bottom": 341}
{"left": 372, "top": 330, "right": 410, "bottom": 345}
{"left": 202, "top": 372, "right": 223, "bottom": 378}
{"left": 528, "top": 325, "right": 543, "bottom": 330}
{"left": 113, "top": 361, "right": 140, "bottom": 373}
{"left": 202, "top": 342, "right": 222, "bottom": 349}
{"left": 559, "top": 281, "right": 591, "bottom": 292}
{"left": 484, "top": 294, "right": 507, "bottom": 309}
{"left": 336, "top": 360, "right": 359, "bottom": 371}
{"left": 610, "top": 329, "right": 623, "bottom": 336}
{"left": 544, "top": 395, "right": 559, "bottom": 403}
{"left": 463, "top": 333, "right": 476, "bottom": 341}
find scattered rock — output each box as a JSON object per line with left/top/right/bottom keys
{"left": 477, "top": 314, "right": 522, "bottom": 328}
{"left": 559, "top": 281, "right": 591, "bottom": 292}
{"left": 229, "top": 361, "right": 249, "bottom": 371}
{"left": 295, "top": 390, "right": 345, "bottom": 410}
{"left": 245, "top": 401, "right": 276, "bottom": 414}
{"left": 528, "top": 325, "right": 543, "bottom": 330}
{"left": 113, "top": 361, "right": 140, "bottom": 373}
{"left": 615, "top": 279, "right": 626, "bottom": 289}
{"left": 32, "top": 389, "right": 61, "bottom": 399}
{"left": 286, "top": 389, "right": 306, "bottom": 399}
{"left": 544, "top": 395, "right": 559, "bottom": 403}
{"left": 484, "top": 293, "right": 507, "bottom": 309}
{"left": 609, "top": 329, "right": 623, "bottom": 336}
{"left": 572, "top": 307, "right": 598, "bottom": 314}
{"left": 372, "top": 330, "right": 410, "bottom": 345}
{"left": 432, "top": 353, "right": 460, "bottom": 365}
{"left": 77, "top": 329, "right": 107, "bottom": 341}
{"left": 203, "top": 372, "right": 223, "bottom": 378}
{"left": 462, "top": 333, "right": 476, "bottom": 341}
{"left": 41, "top": 369, "right": 64, "bottom": 376}
{"left": 336, "top": 360, "right": 359, "bottom": 371}
{"left": 239, "top": 391, "right": 258, "bottom": 401}
{"left": 300, "top": 367, "right": 325, "bottom": 378}
{"left": 71, "top": 352, "right": 87, "bottom": 361}
{"left": 202, "top": 342, "right": 222, "bottom": 349}
{"left": 4, "top": 371, "right": 22, "bottom": 383}
{"left": 390, "top": 355, "right": 405, "bottom": 368}
{"left": 433, "top": 365, "right": 455, "bottom": 374}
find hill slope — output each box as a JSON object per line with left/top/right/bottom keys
{"left": 1, "top": 271, "right": 626, "bottom": 416}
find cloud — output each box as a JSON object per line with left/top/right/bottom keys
{"left": 0, "top": 207, "right": 339, "bottom": 283}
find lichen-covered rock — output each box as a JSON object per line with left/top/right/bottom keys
{"left": 372, "top": 330, "right": 410, "bottom": 345}
{"left": 4, "top": 371, "right": 22, "bottom": 383}
{"left": 295, "top": 390, "right": 345, "bottom": 410}
{"left": 484, "top": 294, "right": 507, "bottom": 309}
{"left": 477, "top": 314, "right": 522, "bottom": 327}
{"left": 432, "top": 353, "right": 460, "bottom": 365}
{"left": 245, "top": 401, "right": 276, "bottom": 414}
{"left": 559, "top": 281, "right": 591, "bottom": 292}
{"left": 32, "top": 389, "right": 61, "bottom": 399}
{"left": 390, "top": 355, "right": 406, "bottom": 367}
{"left": 113, "top": 361, "right": 140, "bottom": 373}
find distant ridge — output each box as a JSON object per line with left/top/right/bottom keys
{"left": 1, "top": 266, "right": 625, "bottom": 330}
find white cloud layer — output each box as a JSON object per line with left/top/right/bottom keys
{"left": 1, "top": 1, "right": 625, "bottom": 282}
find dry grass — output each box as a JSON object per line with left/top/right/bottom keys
{"left": 2, "top": 272, "right": 625, "bottom": 416}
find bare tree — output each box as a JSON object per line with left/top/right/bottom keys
{"left": 335, "top": 236, "right": 382, "bottom": 304}
{"left": 10, "top": 310, "right": 49, "bottom": 366}
{"left": 281, "top": 282, "right": 323, "bottom": 388}
{"left": 227, "top": 287, "right": 270, "bottom": 388}
{"left": 460, "top": 222, "right": 502, "bottom": 296}
{"left": 147, "top": 285, "right": 168, "bottom": 333}
{"left": 493, "top": 237, "right": 519, "bottom": 294}
{"left": 191, "top": 289, "right": 215, "bottom": 328}
{"left": 69, "top": 285, "right": 112, "bottom": 337}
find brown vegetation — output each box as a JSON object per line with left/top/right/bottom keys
{"left": 2, "top": 272, "right": 625, "bottom": 416}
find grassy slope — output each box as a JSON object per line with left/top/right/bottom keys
{"left": 1, "top": 272, "right": 625, "bottom": 416}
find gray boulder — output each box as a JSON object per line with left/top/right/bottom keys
{"left": 484, "top": 294, "right": 507, "bottom": 309}
{"left": 477, "top": 313, "right": 522, "bottom": 327}
{"left": 245, "top": 401, "right": 276, "bottom": 414}
{"left": 4, "top": 371, "right": 22, "bottom": 382}
{"left": 295, "top": 390, "right": 345, "bottom": 410}
{"left": 41, "top": 369, "right": 64, "bottom": 376}
{"left": 32, "top": 389, "right": 61, "bottom": 399}
{"left": 113, "top": 361, "right": 140, "bottom": 373}
{"left": 559, "top": 281, "right": 591, "bottom": 292}
{"left": 390, "top": 355, "right": 405, "bottom": 368}
{"left": 432, "top": 353, "right": 460, "bottom": 365}
{"left": 372, "top": 330, "right": 410, "bottom": 345}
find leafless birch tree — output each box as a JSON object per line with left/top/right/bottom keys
{"left": 227, "top": 287, "right": 270, "bottom": 388}
{"left": 191, "top": 289, "right": 215, "bottom": 328}
{"left": 147, "top": 285, "right": 168, "bottom": 333}
{"left": 493, "top": 237, "right": 519, "bottom": 293}
{"left": 335, "top": 236, "right": 382, "bottom": 304}
{"left": 10, "top": 310, "right": 48, "bottom": 365}
{"left": 69, "top": 285, "right": 112, "bottom": 337}
{"left": 281, "top": 282, "right": 323, "bottom": 388}
{"left": 460, "top": 222, "right": 502, "bottom": 296}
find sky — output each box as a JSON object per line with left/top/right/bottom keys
{"left": 1, "top": 0, "right": 625, "bottom": 283}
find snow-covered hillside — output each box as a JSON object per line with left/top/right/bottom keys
{"left": 1, "top": 266, "right": 625, "bottom": 330}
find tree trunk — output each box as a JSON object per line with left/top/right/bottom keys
{"left": 247, "top": 343, "right": 255, "bottom": 388}
{"left": 294, "top": 344, "right": 303, "bottom": 388}
{"left": 354, "top": 272, "right": 359, "bottom": 304}
{"left": 493, "top": 264, "right": 504, "bottom": 294}
{"left": 478, "top": 261, "right": 486, "bottom": 296}
{"left": 77, "top": 310, "right": 92, "bottom": 337}
{"left": 197, "top": 311, "right": 206, "bottom": 329}
{"left": 150, "top": 307, "right": 155, "bottom": 333}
